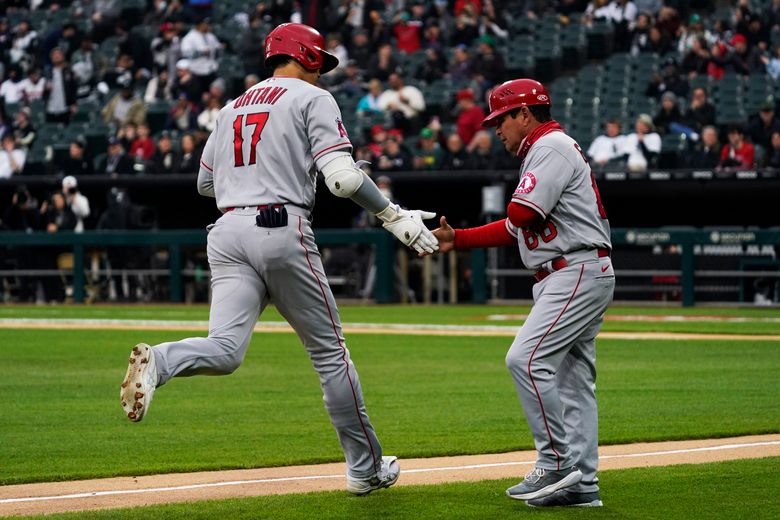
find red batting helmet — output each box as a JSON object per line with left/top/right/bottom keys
{"left": 482, "top": 79, "right": 551, "bottom": 128}
{"left": 264, "top": 23, "right": 339, "bottom": 74}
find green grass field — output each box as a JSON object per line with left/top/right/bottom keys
{"left": 17, "top": 458, "right": 780, "bottom": 520}
{"left": 1, "top": 304, "right": 779, "bottom": 518}
{"left": 1, "top": 311, "right": 779, "bottom": 484}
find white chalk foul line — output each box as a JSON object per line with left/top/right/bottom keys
{"left": 2, "top": 440, "right": 778, "bottom": 505}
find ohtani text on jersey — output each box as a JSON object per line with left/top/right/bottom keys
{"left": 233, "top": 86, "right": 288, "bottom": 108}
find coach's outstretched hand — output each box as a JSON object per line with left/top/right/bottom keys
{"left": 431, "top": 216, "right": 455, "bottom": 255}
{"left": 376, "top": 203, "right": 439, "bottom": 254}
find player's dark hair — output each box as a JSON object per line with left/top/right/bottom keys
{"left": 528, "top": 105, "right": 552, "bottom": 123}
{"left": 266, "top": 55, "right": 294, "bottom": 71}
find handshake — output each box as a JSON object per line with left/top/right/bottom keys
{"left": 376, "top": 204, "right": 454, "bottom": 256}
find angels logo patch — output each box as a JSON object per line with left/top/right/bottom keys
{"left": 515, "top": 172, "right": 536, "bottom": 194}
{"left": 336, "top": 118, "right": 348, "bottom": 138}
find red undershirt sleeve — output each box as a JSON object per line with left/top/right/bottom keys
{"left": 506, "top": 200, "right": 542, "bottom": 228}
{"left": 453, "top": 219, "right": 516, "bottom": 249}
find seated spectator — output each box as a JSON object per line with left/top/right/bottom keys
{"left": 70, "top": 37, "right": 101, "bottom": 99}
{"left": 1, "top": 65, "right": 25, "bottom": 105}
{"left": 101, "top": 74, "right": 146, "bottom": 126}
{"left": 0, "top": 133, "right": 26, "bottom": 178}
{"left": 144, "top": 68, "right": 174, "bottom": 102}
{"left": 101, "top": 54, "right": 137, "bottom": 91}
{"left": 441, "top": 133, "right": 470, "bottom": 170}
{"left": 413, "top": 127, "right": 444, "bottom": 170}
{"left": 177, "top": 133, "right": 199, "bottom": 173}
{"left": 706, "top": 41, "right": 727, "bottom": 80}
{"left": 466, "top": 131, "right": 497, "bottom": 170}
{"left": 97, "top": 136, "right": 134, "bottom": 176}
{"left": 366, "top": 124, "right": 388, "bottom": 160}
{"left": 448, "top": 45, "right": 474, "bottom": 84}
{"left": 471, "top": 34, "right": 506, "bottom": 89}
{"left": 130, "top": 124, "right": 156, "bottom": 162}
{"left": 171, "top": 59, "right": 202, "bottom": 103}
{"left": 455, "top": 88, "right": 486, "bottom": 148}
{"left": 653, "top": 91, "right": 684, "bottom": 135}
{"left": 377, "top": 135, "right": 412, "bottom": 171}
{"left": 747, "top": 99, "right": 780, "bottom": 151}
{"left": 165, "top": 93, "right": 199, "bottom": 131}
{"left": 18, "top": 68, "right": 46, "bottom": 102}
{"left": 680, "top": 36, "right": 711, "bottom": 78}
{"left": 766, "top": 130, "right": 780, "bottom": 169}
{"left": 357, "top": 79, "right": 384, "bottom": 119}
{"left": 197, "top": 91, "right": 223, "bottom": 132}
{"left": 326, "top": 33, "right": 349, "bottom": 73}
{"left": 644, "top": 25, "right": 674, "bottom": 55}
{"left": 377, "top": 72, "right": 426, "bottom": 136}
{"left": 148, "top": 131, "right": 177, "bottom": 174}
{"left": 719, "top": 125, "right": 755, "bottom": 169}
{"left": 117, "top": 122, "right": 137, "bottom": 150}
{"left": 622, "top": 114, "right": 661, "bottom": 172}
{"left": 332, "top": 60, "right": 364, "bottom": 98}
{"left": 646, "top": 57, "right": 689, "bottom": 100}
{"left": 720, "top": 33, "right": 764, "bottom": 76}
{"left": 151, "top": 21, "right": 182, "bottom": 76}
{"left": 681, "top": 87, "right": 716, "bottom": 134}
{"left": 59, "top": 138, "right": 94, "bottom": 176}
{"left": 587, "top": 119, "right": 626, "bottom": 167}
{"left": 685, "top": 125, "right": 721, "bottom": 169}
{"left": 451, "top": 4, "right": 480, "bottom": 46}
{"left": 416, "top": 47, "right": 447, "bottom": 85}
{"left": 763, "top": 45, "right": 780, "bottom": 80}
{"left": 366, "top": 43, "right": 400, "bottom": 83}
{"left": 12, "top": 108, "right": 36, "bottom": 150}
{"left": 629, "top": 12, "right": 653, "bottom": 56}
{"left": 349, "top": 29, "right": 372, "bottom": 71}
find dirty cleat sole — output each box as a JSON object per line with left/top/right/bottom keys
{"left": 120, "top": 343, "right": 157, "bottom": 422}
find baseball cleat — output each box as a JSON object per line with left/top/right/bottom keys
{"left": 120, "top": 343, "right": 158, "bottom": 422}
{"left": 346, "top": 456, "right": 400, "bottom": 496}
{"left": 506, "top": 466, "right": 582, "bottom": 501}
{"left": 526, "top": 489, "right": 603, "bottom": 508}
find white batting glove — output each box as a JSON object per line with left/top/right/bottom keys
{"left": 376, "top": 203, "right": 439, "bottom": 254}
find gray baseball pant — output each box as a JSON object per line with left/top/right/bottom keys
{"left": 506, "top": 255, "right": 615, "bottom": 493}
{"left": 149, "top": 207, "right": 383, "bottom": 479}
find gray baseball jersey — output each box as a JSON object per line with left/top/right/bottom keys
{"left": 500, "top": 126, "right": 614, "bottom": 495}
{"left": 200, "top": 76, "right": 352, "bottom": 211}
{"left": 506, "top": 131, "right": 611, "bottom": 270}
{"left": 145, "top": 76, "right": 387, "bottom": 481}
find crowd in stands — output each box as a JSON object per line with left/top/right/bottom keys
{"left": 2, "top": 1, "right": 780, "bottom": 182}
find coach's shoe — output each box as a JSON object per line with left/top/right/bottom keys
{"left": 120, "top": 343, "right": 157, "bottom": 422}
{"left": 527, "top": 489, "right": 603, "bottom": 508}
{"left": 506, "top": 466, "right": 582, "bottom": 501}
{"left": 346, "top": 456, "right": 400, "bottom": 496}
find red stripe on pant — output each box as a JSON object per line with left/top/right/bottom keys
{"left": 296, "top": 216, "right": 378, "bottom": 470}
{"left": 526, "top": 263, "right": 585, "bottom": 470}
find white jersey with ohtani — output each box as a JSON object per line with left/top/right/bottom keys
{"left": 506, "top": 131, "right": 611, "bottom": 270}
{"left": 199, "top": 76, "right": 352, "bottom": 211}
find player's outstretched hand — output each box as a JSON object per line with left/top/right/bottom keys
{"left": 432, "top": 216, "right": 455, "bottom": 254}
{"left": 376, "top": 204, "right": 439, "bottom": 254}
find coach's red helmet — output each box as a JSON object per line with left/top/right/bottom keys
{"left": 482, "top": 79, "right": 551, "bottom": 127}
{"left": 264, "top": 23, "right": 339, "bottom": 74}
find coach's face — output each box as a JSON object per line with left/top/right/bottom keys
{"left": 495, "top": 107, "right": 529, "bottom": 154}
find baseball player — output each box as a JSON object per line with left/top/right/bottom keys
{"left": 431, "top": 79, "right": 614, "bottom": 507}
{"left": 120, "top": 23, "right": 439, "bottom": 495}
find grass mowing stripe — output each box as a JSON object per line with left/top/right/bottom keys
{"left": 13, "top": 457, "right": 780, "bottom": 520}
{"left": 2, "top": 329, "right": 778, "bottom": 485}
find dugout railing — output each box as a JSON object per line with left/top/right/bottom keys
{"left": 0, "top": 228, "right": 778, "bottom": 306}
